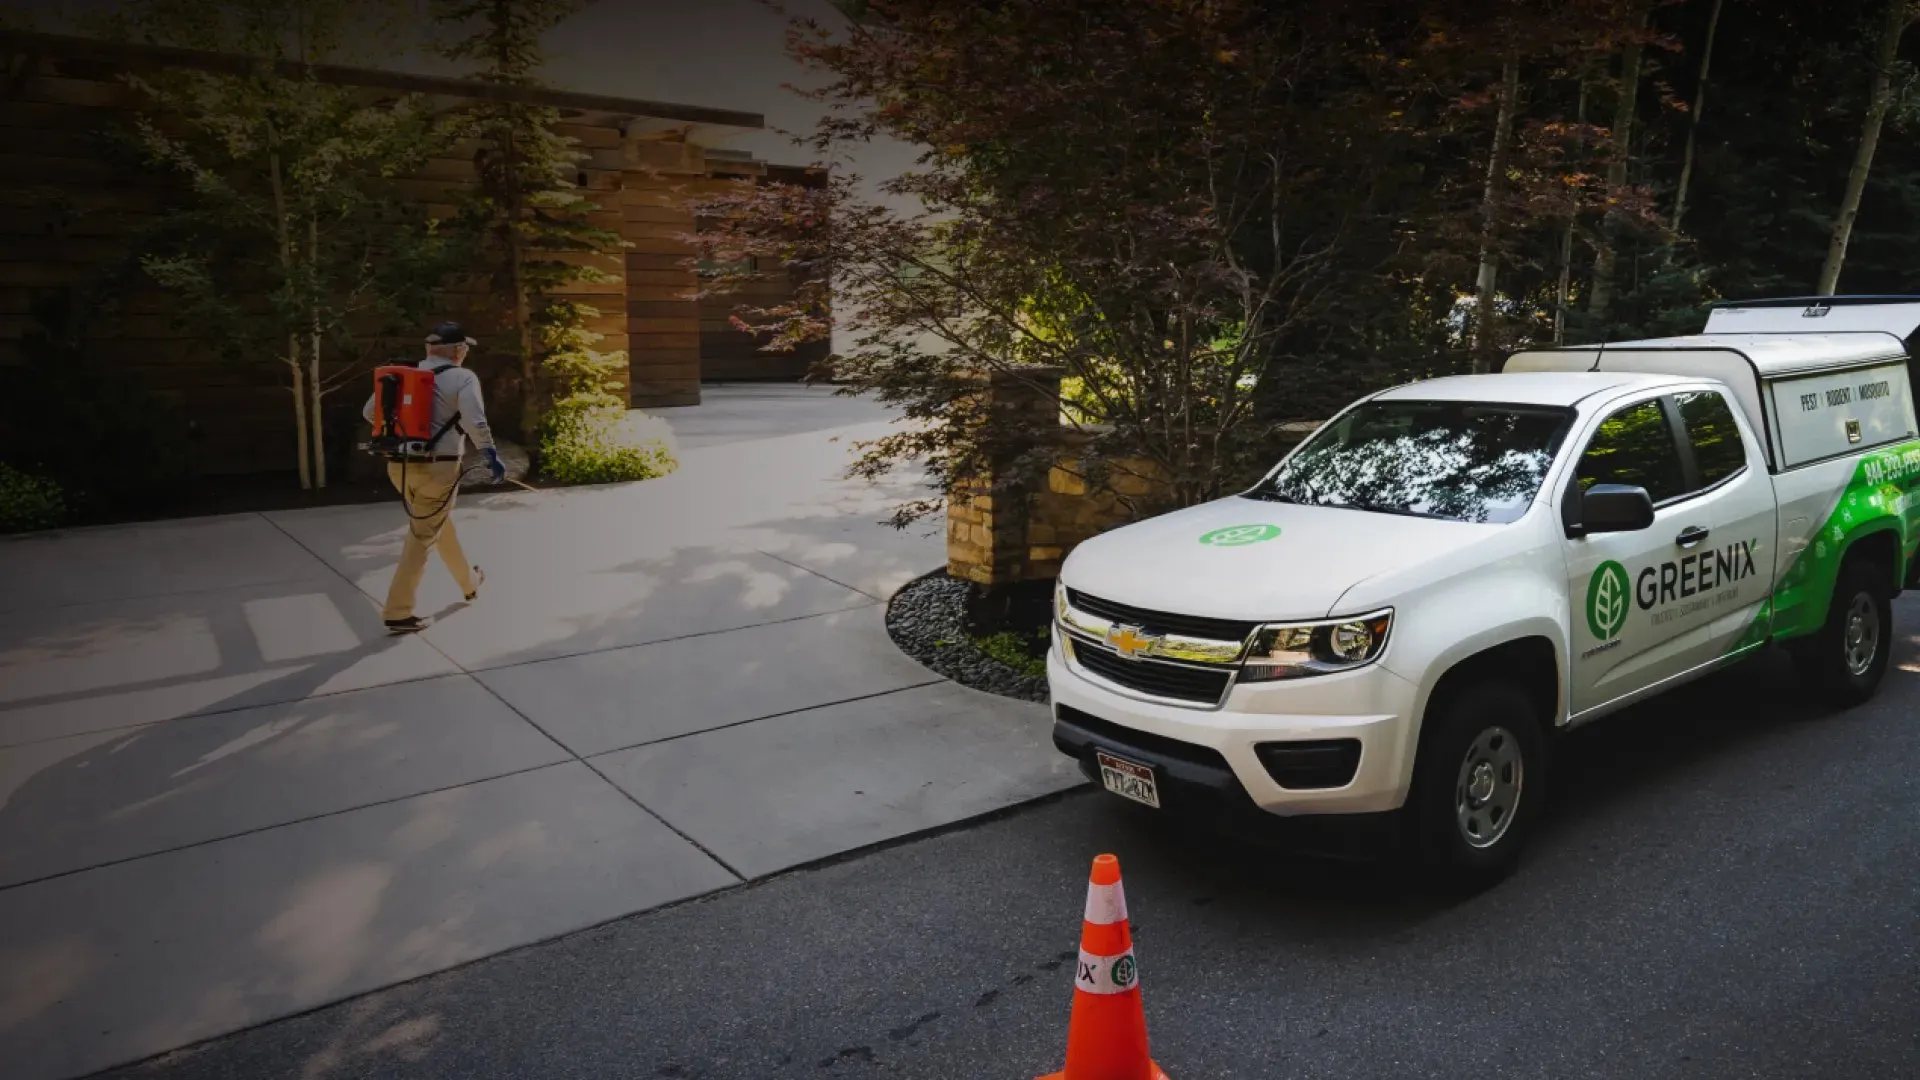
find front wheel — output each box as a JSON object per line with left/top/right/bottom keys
{"left": 1792, "top": 559, "right": 1893, "bottom": 708}
{"left": 1404, "top": 681, "right": 1546, "bottom": 888}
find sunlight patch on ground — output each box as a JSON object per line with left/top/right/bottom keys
{"left": 243, "top": 595, "right": 359, "bottom": 663}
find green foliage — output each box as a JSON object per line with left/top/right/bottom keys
{"left": 537, "top": 409, "right": 678, "bottom": 485}
{"left": 117, "top": 0, "right": 467, "bottom": 487}
{"left": 0, "top": 291, "right": 197, "bottom": 520}
{"left": 0, "top": 464, "right": 68, "bottom": 535}
{"left": 970, "top": 630, "right": 1047, "bottom": 679}
{"left": 533, "top": 298, "right": 677, "bottom": 485}
{"left": 432, "top": 0, "right": 623, "bottom": 433}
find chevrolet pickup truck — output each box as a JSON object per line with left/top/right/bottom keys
{"left": 1049, "top": 296, "right": 1920, "bottom": 883}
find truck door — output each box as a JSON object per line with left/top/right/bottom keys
{"left": 1670, "top": 388, "right": 1779, "bottom": 657}
{"left": 1565, "top": 394, "right": 1721, "bottom": 716}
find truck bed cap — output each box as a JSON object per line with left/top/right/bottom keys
{"left": 1375, "top": 370, "right": 1674, "bottom": 407}
{"left": 1537, "top": 331, "right": 1908, "bottom": 378}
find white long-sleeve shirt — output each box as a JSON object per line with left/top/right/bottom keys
{"left": 362, "top": 358, "right": 496, "bottom": 457}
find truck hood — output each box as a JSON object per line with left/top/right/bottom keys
{"left": 1061, "top": 496, "right": 1500, "bottom": 623}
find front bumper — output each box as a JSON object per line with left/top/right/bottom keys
{"left": 1047, "top": 632, "right": 1423, "bottom": 816}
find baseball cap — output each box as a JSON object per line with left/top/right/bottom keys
{"left": 425, "top": 321, "right": 477, "bottom": 346}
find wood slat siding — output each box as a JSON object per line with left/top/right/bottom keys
{"left": 0, "top": 44, "right": 823, "bottom": 467}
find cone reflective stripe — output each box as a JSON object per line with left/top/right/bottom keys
{"left": 1039, "top": 854, "right": 1171, "bottom": 1080}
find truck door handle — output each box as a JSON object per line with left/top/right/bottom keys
{"left": 1675, "top": 526, "right": 1710, "bottom": 548}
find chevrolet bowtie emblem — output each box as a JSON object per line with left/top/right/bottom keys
{"left": 1106, "top": 624, "right": 1158, "bottom": 658}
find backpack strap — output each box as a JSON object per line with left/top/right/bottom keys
{"left": 421, "top": 362, "right": 465, "bottom": 447}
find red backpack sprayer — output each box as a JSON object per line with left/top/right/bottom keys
{"left": 364, "top": 361, "right": 529, "bottom": 518}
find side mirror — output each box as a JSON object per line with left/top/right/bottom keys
{"left": 1572, "top": 483, "right": 1656, "bottom": 536}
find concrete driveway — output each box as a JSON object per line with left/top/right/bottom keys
{"left": 0, "top": 386, "right": 1080, "bottom": 1080}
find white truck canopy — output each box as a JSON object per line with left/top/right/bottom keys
{"left": 1503, "top": 297, "right": 1920, "bottom": 471}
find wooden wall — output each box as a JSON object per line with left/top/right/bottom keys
{"left": 0, "top": 47, "right": 823, "bottom": 476}
{"left": 695, "top": 162, "right": 829, "bottom": 383}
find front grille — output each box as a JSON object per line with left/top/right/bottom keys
{"left": 1066, "top": 589, "right": 1258, "bottom": 643}
{"left": 1072, "top": 643, "right": 1233, "bottom": 704}
{"left": 1255, "top": 739, "right": 1362, "bottom": 789}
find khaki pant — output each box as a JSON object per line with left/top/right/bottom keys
{"left": 383, "top": 460, "right": 476, "bottom": 621}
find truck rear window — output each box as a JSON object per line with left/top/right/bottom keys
{"left": 1247, "top": 401, "right": 1575, "bottom": 524}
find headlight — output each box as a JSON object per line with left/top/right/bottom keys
{"left": 1240, "top": 610, "right": 1392, "bottom": 682}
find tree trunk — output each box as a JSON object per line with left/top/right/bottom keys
{"left": 1671, "top": 0, "right": 1724, "bottom": 234}
{"left": 288, "top": 345, "right": 312, "bottom": 492}
{"left": 1556, "top": 80, "right": 1590, "bottom": 345}
{"left": 1472, "top": 54, "right": 1522, "bottom": 373}
{"left": 1818, "top": 0, "right": 1911, "bottom": 295}
{"left": 1588, "top": 7, "right": 1649, "bottom": 323}
{"left": 308, "top": 214, "right": 328, "bottom": 488}
{"left": 505, "top": 114, "right": 537, "bottom": 432}
{"left": 266, "top": 137, "right": 311, "bottom": 490}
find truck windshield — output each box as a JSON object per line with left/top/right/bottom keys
{"left": 1246, "top": 400, "right": 1575, "bottom": 524}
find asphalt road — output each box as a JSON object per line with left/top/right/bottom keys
{"left": 103, "top": 600, "right": 1920, "bottom": 1080}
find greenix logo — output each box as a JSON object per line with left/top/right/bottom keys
{"left": 1586, "top": 561, "right": 1630, "bottom": 641}
{"left": 1199, "top": 524, "right": 1281, "bottom": 547}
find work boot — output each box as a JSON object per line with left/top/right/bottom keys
{"left": 384, "top": 615, "right": 431, "bottom": 635}
{"left": 465, "top": 567, "right": 485, "bottom": 602}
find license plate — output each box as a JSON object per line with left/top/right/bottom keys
{"left": 1096, "top": 750, "right": 1161, "bottom": 809}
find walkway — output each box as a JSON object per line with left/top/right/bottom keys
{"left": 0, "top": 385, "right": 1080, "bottom": 1080}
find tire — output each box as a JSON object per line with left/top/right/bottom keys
{"left": 1403, "top": 680, "right": 1546, "bottom": 888}
{"left": 1792, "top": 558, "right": 1893, "bottom": 708}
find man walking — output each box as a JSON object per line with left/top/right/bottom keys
{"left": 363, "top": 321, "right": 507, "bottom": 634}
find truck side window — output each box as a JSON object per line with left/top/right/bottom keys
{"left": 1675, "top": 390, "right": 1746, "bottom": 488}
{"left": 1576, "top": 399, "right": 1686, "bottom": 504}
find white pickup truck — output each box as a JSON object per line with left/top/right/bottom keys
{"left": 1049, "top": 296, "right": 1920, "bottom": 883}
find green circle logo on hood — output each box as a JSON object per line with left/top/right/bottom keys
{"left": 1586, "top": 560, "right": 1630, "bottom": 641}
{"left": 1198, "top": 524, "right": 1282, "bottom": 547}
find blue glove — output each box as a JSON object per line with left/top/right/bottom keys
{"left": 482, "top": 447, "right": 506, "bottom": 484}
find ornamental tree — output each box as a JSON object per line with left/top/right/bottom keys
{"left": 697, "top": 0, "right": 1432, "bottom": 525}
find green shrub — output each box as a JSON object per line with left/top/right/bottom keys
{"left": 531, "top": 298, "right": 678, "bottom": 486}
{"left": 0, "top": 463, "right": 68, "bottom": 534}
{"left": 972, "top": 629, "right": 1048, "bottom": 678}
{"left": 538, "top": 405, "right": 678, "bottom": 485}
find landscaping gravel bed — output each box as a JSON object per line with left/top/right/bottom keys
{"left": 886, "top": 571, "right": 1049, "bottom": 703}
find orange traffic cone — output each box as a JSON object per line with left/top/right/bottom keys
{"left": 1039, "top": 853, "right": 1171, "bottom": 1080}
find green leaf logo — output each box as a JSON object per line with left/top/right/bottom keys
{"left": 1198, "top": 524, "right": 1282, "bottom": 547}
{"left": 1586, "top": 560, "right": 1630, "bottom": 641}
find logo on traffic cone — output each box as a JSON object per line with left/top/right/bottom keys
{"left": 1040, "top": 853, "right": 1170, "bottom": 1080}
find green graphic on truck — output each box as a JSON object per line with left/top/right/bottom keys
{"left": 1730, "top": 438, "right": 1920, "bottom": 654}
{"left": 1586, "top": 561, "right": 1630, "bottom": 641}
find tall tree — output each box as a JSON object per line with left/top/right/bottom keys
{"left": 1471, "top": 54, "right": 1523, "bottom": 371}
{"left": 117, "top": 0, "right": 459, "bottom": 488}
{"left": 1588, "top": 2, "right": 1652, "bottom": 321}
{"left": 1817, "top": 0, "right": 1916, "bottom": 295}
{"left": 1670, "top": 0, "right": 1724, "bottom": 232}
{"left": 432, "top": 0, "right": 619, "bottom": 436}
{"left": 1555, "top": 78, "right": 1592, "bottom": 343}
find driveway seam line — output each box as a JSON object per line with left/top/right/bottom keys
{"left": 750, "top": 548, "right": 884, "bottom": 601}
{"left": 0, "top": 758, "right": 570, "bottom": 895}
{"left": 0, "top": 670, "right": 475, "bottom": 751}
{"left": 460, "top": 600, "right": 882, "bottom": 674}
{"left": 463, "top": 670, "right": 750, "bottom": 883}
{"left": 260, "top": 499, "right": 740, "bottom": 881}
{"left": 580, "top": 678, "right": 951, "bottom": 760}
{"left": 85, "top": 783, "right": 1093, "bottom": 1080}
{"left": 0, "top": 570, "right": 347, "bottom": 617}
{"left": 258, "top": 512, "right": 480, "bottom": 681}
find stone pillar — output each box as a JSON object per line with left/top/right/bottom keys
{"left": 944, "top": 366, "right": 1065, "bottom": 634}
